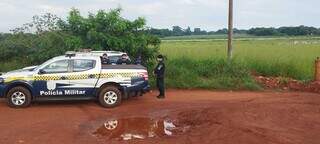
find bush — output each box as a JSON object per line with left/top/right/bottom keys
{"left": 0, "top": 8, "right": 161, "bottom": 71}
{"left": 59, "top": 8, "right": 160, "bottom": 63}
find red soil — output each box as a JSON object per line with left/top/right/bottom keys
{"left": 0, "top": 89, "right": 319, "bottom": 144}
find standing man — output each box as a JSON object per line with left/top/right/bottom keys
{"left": 154, "top": 55, "right": 165, "bottom": 99}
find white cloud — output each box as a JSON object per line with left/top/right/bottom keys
{"left": 177, "top": 0, "right": 196, "bottom": 5}
{"left": 126, "top": 1, "right": 165, "bottom": 16}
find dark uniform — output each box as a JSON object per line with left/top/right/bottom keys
{"left": 135, "top": 56, "right": 142, "bottom": 65}
{"left": 116, "top": 58, "right": 131, "bottom": 65}
{"left": 154, "top": 56, "right": 165, "bottom": 98}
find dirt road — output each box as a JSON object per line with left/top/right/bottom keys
{"left": 0, "top": 89, "right": 319, "bottom": 144}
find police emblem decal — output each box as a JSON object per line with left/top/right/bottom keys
{"left": 47, "top": 81, "right": 56, "bottom": 90}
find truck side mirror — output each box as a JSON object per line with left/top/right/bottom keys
{"left": 38, "top": 69, "right": 46, "bottom": 75}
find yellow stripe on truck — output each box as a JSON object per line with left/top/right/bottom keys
{"left": 34, "top": 75, "right": 61, "bottom": 81}
{"left": 33, "top": 73, "right": 140, "bottom": 81}
{"left": 4, "top": 77, "right": 34, "bottom": 83}
{"left": 5, "top": 72, "right": 141, "bottom": 82}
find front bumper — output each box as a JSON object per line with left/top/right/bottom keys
{"left": 0, "top": 84, "right": 6, "bottom": 98}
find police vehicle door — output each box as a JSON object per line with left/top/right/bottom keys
{"left": 68, "top": 59, "right": 98, "bottom": 96}
{"left": 33, "top": 59, "right": 73, "bottom": 97}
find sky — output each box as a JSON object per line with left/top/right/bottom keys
{"left": 0, "top": 0, "right": 319, "bottom": 32}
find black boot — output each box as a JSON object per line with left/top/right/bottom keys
{"left": 157, "top": 95, "right": 165, "bottom": 99}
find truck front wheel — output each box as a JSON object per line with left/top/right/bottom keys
{"left": 7, "top": 86, "right": 32, "bottom": 108}
{"left": 99, "top": 86, "right": 122, "bottom": 108}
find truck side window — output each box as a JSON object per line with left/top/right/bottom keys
{"left": 42, "top": 60, "right": 69, "bottom": 73}
{"left": 73, "top": 59, "right": 96, "bottom": 72}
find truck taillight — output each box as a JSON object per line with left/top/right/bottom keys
{"left": 139, "top": 72, "right": 149, "bottom": 81}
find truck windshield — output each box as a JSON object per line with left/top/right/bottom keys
{"left": 33, "top": 58, "right": 55, "bottom": 71}
{"left": 27, "top": 67, "right": 37, "bottom": 71}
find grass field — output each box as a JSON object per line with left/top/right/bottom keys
{"left": 159, "top": 37, "right": 320, "bottom": 89}
{"left": 161, "top": 34, "right": 319, "bottom": 41}
{"left": 161, "top": 34, "right": 252, "bottom": 40}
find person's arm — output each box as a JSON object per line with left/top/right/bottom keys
{"left": 154, "top": 64, "right": 158, "bottom": 75}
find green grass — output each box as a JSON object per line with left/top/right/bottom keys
{"left": 161, "top": 34, "right": 319, "bottom": 41}
{"left": 2, "top": 36, "right": 319, "bottom": 90}
{"left": 160, "top": 37, "right": 320, "bottom": 89}
{"left": 165, "top": 58, "right": 260, "bottom": 90}
{"left": 148, "top": 58, "right": 261, "bottom": 90}
{"left": 161, "top": 34, "right": 252, "bottom": 40}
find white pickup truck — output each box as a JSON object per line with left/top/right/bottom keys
{"left": 0, "top": 51, "right": 150, "bottom": 108}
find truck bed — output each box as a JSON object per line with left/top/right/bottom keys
{"left": 102, "top": 64, "right": 147, "bottom": 70}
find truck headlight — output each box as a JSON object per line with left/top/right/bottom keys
{"left": 0, "top": 78, "right": 4, "bottom": 84}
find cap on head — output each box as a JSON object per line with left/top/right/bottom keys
{"left": 122, "top": 54, "right": 128, "bottom": 59}
{"left": 103, "top": 53, "right": 108, "bottom": 57}
{"left": 157, "top": 55, "right": 163, "bottom": 59}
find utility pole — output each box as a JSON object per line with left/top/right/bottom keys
{"left": 228, "top": 0, "right": 233, "bottom": 61}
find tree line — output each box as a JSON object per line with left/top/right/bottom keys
{"left": 0, "top": 8, "right": 160, "bottom": 71}
{"left": 147, "top": 25, "right": 320, "bottom": 37}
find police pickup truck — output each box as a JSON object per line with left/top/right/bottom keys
{"left": 0, "top": 51, "right": 149, "bottom": 108}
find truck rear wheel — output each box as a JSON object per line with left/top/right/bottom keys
{"left": 99, "top": 86, "right": 122, "bottom": 108}
{"left": 7, "top": 86, "right": 32, "bottom": 108}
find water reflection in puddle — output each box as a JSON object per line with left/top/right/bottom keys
{"left": 93, "top": 117, "right": 177, "bottom": 141}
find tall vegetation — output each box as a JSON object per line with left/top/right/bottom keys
{"left": 163, "top": 58, "right": 259, "bottom": 90}
{"left": 0, "top": 8, "right": 160, "bottom": 71}
{"left": 160, "top": 38, "right": 320, "bottom": 81}
{"left": 59, "top": 8, "right": 160, "bottom": 62}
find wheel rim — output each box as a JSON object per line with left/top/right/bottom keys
{"left": 11, "top": 91, "right": 26, "bottom": 106}
{"left": 103, "top": 91, "right": 118, "bottom": 105}
{"left": 104, "top": 120, "right": 118, "bottom": 130}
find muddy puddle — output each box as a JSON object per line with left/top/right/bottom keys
{"left": 92, "top": 117, "right": 186, "bottom": 141}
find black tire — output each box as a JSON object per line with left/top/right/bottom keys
{"left": 98, "top": 86, "right": 122, "bottom": 108}
{"left": 6, "top": 86, "right": 32, "bottom": 108}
